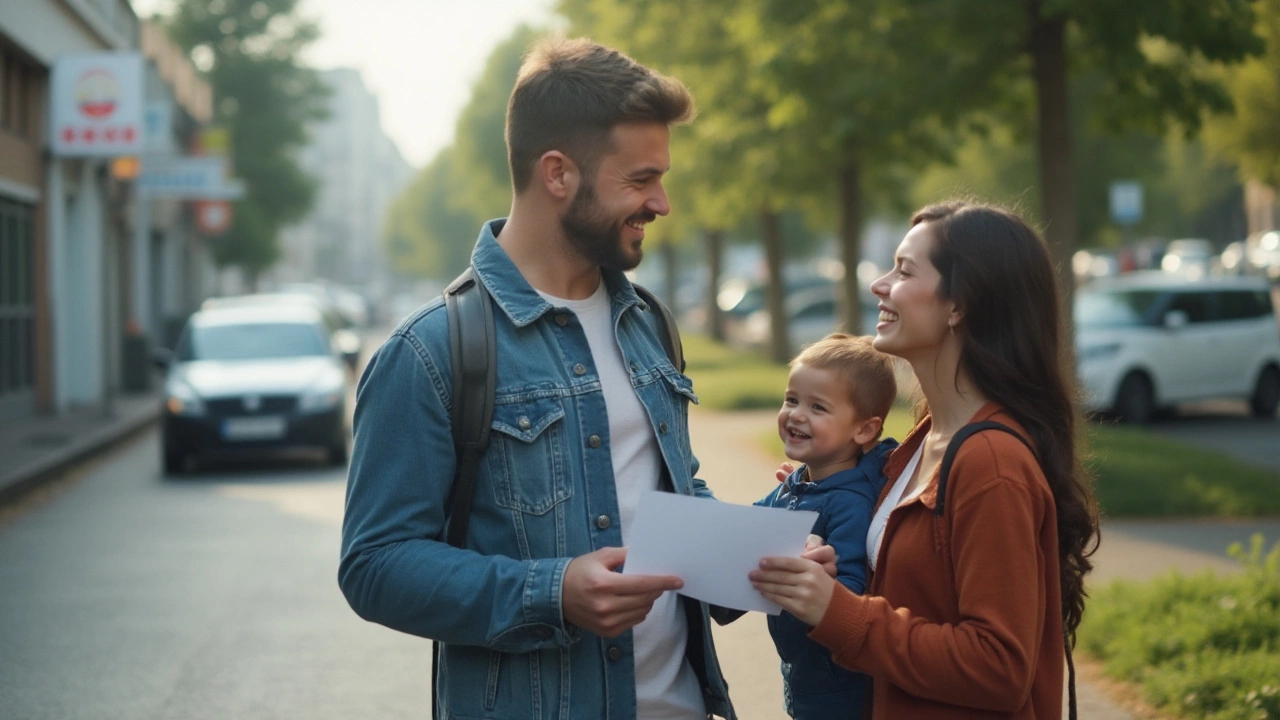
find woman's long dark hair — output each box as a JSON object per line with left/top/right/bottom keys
{"left": 911, "top": 201, "right": 1100, "bottom": 645}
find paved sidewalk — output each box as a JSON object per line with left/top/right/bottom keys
{"left": 690, "top": 406, "right": 1279, "bottom": 720}
{"left": 0, "top": 392, "right": 159, "bottom": 505}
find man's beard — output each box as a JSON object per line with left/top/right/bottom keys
{"left": 561, "top": 181, "right": 653, "bottom": 272}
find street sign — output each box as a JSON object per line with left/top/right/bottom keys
{"left": 138, "top": 156, "right": 245, "bottom": 199}
{"left": 50, "top": 53, "right": 145, "bottom": 157}
{"left": 195, "top": 200, "right": 233, "bottom": 236}
{"left": 1110, "top": 181, "right": 1143, "bottom": 226}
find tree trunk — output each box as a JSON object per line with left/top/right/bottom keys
{"left": 660, "top": 240, "right": 678, "bottom": 311}
{"left": 1029, "top": 1, "right": 1077, "bottom": 348}
{"left": 838, "top": 151, "right": 864, "bottom": 336}
{"left": 761, "top": 209, "right": 790, "bottom": 364}
{"left": 704, "top": 229, "right": 726, "bottom": 342}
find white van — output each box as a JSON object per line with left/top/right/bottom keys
{"left": 1074, "top": 273, "right": 1280, "bottom": 423}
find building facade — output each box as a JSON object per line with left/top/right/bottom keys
{"left": 276, "top": 68, "right": 413, "bottom": 299}
{"left": 0, "top": 0, "right": 213, "bottom": 423}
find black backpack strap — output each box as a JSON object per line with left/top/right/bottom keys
{"left": 934, "top": 420, "right": 1076, "bottom": 719}
{"left": 934, "top": 420, "right": 1033, "bottom": 518}
{"left": 435, "top": 267, "right": 496, "bottom": 720}
{"left": 442, "top": 267, "right": 496, "bottom": 549}
{"left": 632, "top": 283, "right": 684, "bottom": 372}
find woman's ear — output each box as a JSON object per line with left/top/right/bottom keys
{"left": 539, "top": 150, "right": 577, "bottom": 201}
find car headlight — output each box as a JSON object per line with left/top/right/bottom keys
{"left": 298, "top": 388, "right": 344, "bottom": 412}
{"left": 1078, "top": 342, "right": 1122, "bottom": 363}
{"left": 165, "top": 381, "right": 206, "bottom": 416}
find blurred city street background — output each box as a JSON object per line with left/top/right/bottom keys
{"left": 2, "top": 0, "right": 1279, "bottom": 718}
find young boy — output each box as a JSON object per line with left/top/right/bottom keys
{"left": 757, "top": 333, "right": 898, "bottom": 720}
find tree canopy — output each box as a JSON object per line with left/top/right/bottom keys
{"left": 163, "top": 0, "right": 330, "bottom": 283}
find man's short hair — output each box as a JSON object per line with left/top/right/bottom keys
{"left": 793, "top": 334, "right": 897, "bottom": 431}
{"left": 506, "top": 37, "right": 695, "bottom": 193}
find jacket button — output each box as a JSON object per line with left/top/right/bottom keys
{"left": 607, "top": 646, "right": 622, "bottom": 661}
{"left": 658, "top": 422, "right": 668, "bottom": 434}
{"left": 637, "top": 300, "right": 649, "bottom": 312}
{"left": 573, "top": 363, "right": 587, "bottom": 376}
{"left": 556, "top": 314, "right": 569, "bottom": 326}
{"left": 518, "top": 416, "right": 531, "bottom": 431}
{"left": 629, "top": 362, "right": 639, "bottom": 373}
{"left": 596, "top": 515, "right": 611, "bottom": 529}
{"left": 588, "top": 435, "right": 601, "bottom": 448}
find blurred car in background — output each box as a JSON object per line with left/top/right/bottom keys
{"left": 1160, "top": 238, "right": 1214, "bottom": 279}
{"left": 1245, "top": 230, "right": 1280, "bottom": 280}
{"left": 1075, "top": 272, "right": 1280, "bottom": 423}
{"left": 738, "top": 285, "right": 881, "bottom": 355}
{"left": 154, "top": 303, "right": 351, "bottom": 474}
{"left": 202, "top": 292, "right": 362, "bottom": 371}
{"left": 279, "top": 281, "right": 372, "bottom": 328}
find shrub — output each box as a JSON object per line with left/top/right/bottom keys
{"left": 1080, "top": 535, "right": 1280, "bottom": 719}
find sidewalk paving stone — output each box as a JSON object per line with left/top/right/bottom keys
{"left": 0, "top": 393, "right": 159, "bottom": 505}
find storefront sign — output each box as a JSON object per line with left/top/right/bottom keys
{"left": 138, "top": 157, "right": 245, "bottom": 199}
{"left": 51, "top": 53, "right": 145, "bottom": 157}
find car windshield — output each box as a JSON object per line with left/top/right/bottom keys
{"left": 1075, "top": 289, "right": 1163, "bottom": 329}
{"left": 179, "top": 322, "right": 329, "bottom": 361}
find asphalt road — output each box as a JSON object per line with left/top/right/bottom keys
{"left": 0, "top": 432, "right": 428, "bottom": 720}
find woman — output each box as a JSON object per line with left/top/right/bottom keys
{"left": 751, "top": 201, "right": 1099, "bottom": 719}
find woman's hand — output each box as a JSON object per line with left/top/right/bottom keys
{"left": 750, "top": 556, "right": 836, "bottom": 627}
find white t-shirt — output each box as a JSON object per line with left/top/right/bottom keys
{"left": 866, "top": 442, "right": 925, "bottom": 572}
{"left": 540, "top": 283, "right": 704, "bottom": 720}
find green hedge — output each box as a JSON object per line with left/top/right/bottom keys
{"left": 1079, "top": 536, "right": 1280, "bottom": 719}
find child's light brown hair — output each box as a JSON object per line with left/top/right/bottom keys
{"left": 791, "top": 333, "right": 897, "bottom": 438}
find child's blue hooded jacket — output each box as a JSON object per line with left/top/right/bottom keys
{"left": 755, "top": 438, "right": 897, "bottom": 720}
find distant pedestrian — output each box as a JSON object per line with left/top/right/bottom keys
{"left": 751, "top": 201, "right": 1100, "bottom": 719}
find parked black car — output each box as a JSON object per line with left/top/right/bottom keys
{"left": 154, "top": 303, "right": 350, "bottom": 474}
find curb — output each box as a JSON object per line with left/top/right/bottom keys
{"left": 0, "top": 409, "right": 160, "bottom": 506}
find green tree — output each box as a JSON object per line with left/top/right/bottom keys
{"left": 382, "top": 148, "right": 476, "bottom": 279}
{"left": 451, "top": 25, "right": 543, "bottom": 224}
{"left": 1206, "top": 0, "right": 1280, "bottom": 188}
{"left": 381, "top": 25, "right": 537, "bottom": 281}
{"left": 163, "top": 0, "right": 329, "bottom": 286}
{"left": 909, "top": 0, "right": 1262, "bottom": 299}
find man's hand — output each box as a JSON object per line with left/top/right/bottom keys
{"left": 563, "top": 547, "right": 683, "bottom": 638}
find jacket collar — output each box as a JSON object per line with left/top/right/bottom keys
{"left": 786, "top": 438, "right": 898, "bottom": 494}
{"left": 878, "top": 401, "right": 1018, "bottom": 511}
{"left": 470, "top": 218, "right": 643, "bottom": 328}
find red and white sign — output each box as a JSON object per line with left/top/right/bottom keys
{"left": 50, "top": 53, "right": 145, "bottom": 157}
{"left": 195, "top": 200, "right": 233, "bottom": 236}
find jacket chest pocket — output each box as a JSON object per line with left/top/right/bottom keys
{"left": 486, "top": 398, "right": 572, "bottom": 515}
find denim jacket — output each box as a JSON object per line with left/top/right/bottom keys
{"left": 754, "top": 439, "right": 896, "bottom": 720}
{"left": 339, "top": 219, "right": 735, "bottom": 720}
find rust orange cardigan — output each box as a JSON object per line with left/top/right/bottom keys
{"left": 809, "top": 403, "right": 1064, "bottom": 719}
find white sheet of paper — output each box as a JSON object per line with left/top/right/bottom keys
{"left": 622, "top": 490, "right": 818, "bottom": 614}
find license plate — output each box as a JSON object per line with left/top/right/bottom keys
{"left": 222, "top": 416, "right": 287, "bottom": 441}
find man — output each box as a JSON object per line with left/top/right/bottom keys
{"left": 339, "top": 37, "right": 730, "bottom": 719}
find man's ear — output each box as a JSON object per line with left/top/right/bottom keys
{"left": 539, "top": 150, "right": 577, "bottom": 201}
{"left": 853, "top": 416, "right": 883, "bottom": 447}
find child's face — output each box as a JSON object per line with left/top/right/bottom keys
{"left": 777, "top": 363, "right": 868, "bottom": 476}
